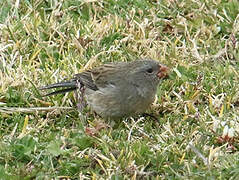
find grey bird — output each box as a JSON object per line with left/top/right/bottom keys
{"left": 40, "top": 59, "right": 169, "bottom": 119}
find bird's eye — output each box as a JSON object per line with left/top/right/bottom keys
{"left": 146, "top": 68, "right": 153, "bottom": 73}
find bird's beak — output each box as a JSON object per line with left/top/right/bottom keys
{"left": 157, "top": 65, "right": 169, "bottom": 79}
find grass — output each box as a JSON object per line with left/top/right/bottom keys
{"left": 0, "top": 0, "right": 239, "bottom": 179}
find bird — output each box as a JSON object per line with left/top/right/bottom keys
{"left": 40, "top": 59, "right": 169, "bottom": 119}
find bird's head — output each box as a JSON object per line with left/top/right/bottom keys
{"left": 128, "top": 59, "right": 169, "bottom": 86}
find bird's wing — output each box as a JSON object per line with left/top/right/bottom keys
{"left": 40, "top": 62, "right": 129, "bottom": 96}
{"left": 75, "top": 65, "right": 119, "bottom": 90}
{"left": 89, "top": 63, "right": 128, "bottom": 88}
{"left": 74, "top": 71, "right": 98, "bottom": 91}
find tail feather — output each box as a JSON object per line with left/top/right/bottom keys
{"left": 40, "top": 81, "right": 77, "bottom": 96}
{"left": 39, "top": 81, "right": 76, "bottom": 90}
{"left": 42, "top": 87, "right": 77, "bottom": 96}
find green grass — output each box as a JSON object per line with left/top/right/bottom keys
{"left": 1, "top": 0, "right": 239, "bottom": 179}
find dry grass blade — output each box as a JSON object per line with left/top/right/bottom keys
{"left": 0, "top": 107, "right": 75, "bottom": 113}
{"left": 189, "top": 143, "right": 209, "bottom": 166}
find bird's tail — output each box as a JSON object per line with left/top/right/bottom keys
{"left": 39, "top": 81, "right": 77, "bottom": 96}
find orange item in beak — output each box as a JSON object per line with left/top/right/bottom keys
{"left": 157, "top": 65, "right": 169, "bottom": 79}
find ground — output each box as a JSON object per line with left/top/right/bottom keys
{"left": 0, "top": 0, "right": 239, "bottom": 179}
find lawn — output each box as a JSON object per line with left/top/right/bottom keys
{"left": 0, "top": 0, "right": 239, "bottom": 179}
